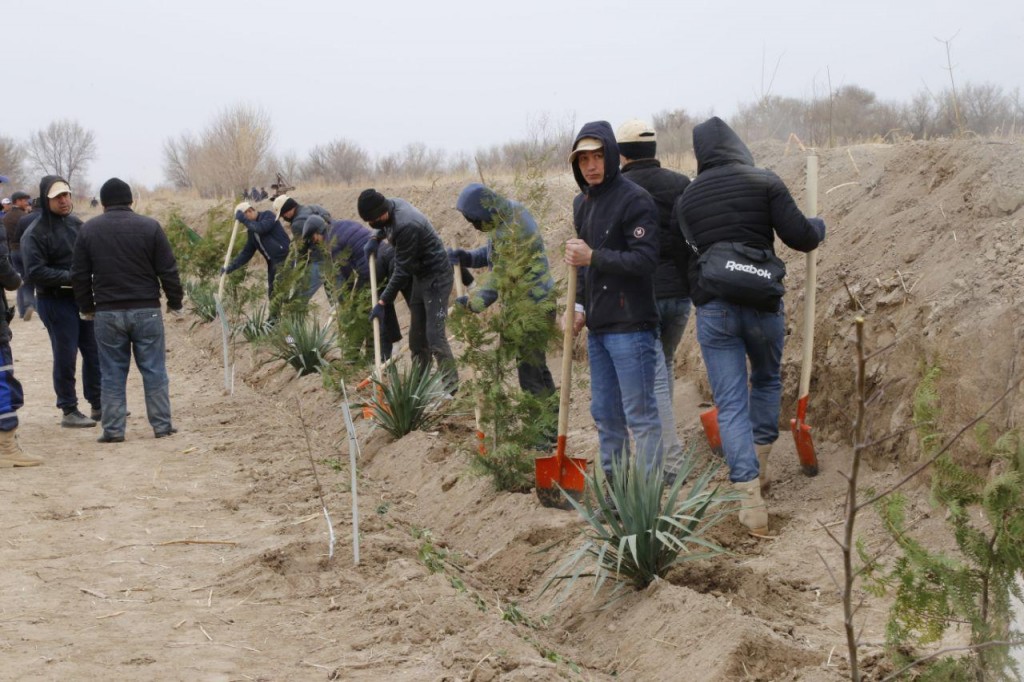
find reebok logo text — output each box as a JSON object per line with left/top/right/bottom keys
{"left": 725, "top": 260, "right": 773, "bottom": 280}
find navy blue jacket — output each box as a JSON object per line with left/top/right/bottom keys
{"left": 674, "top": 117, "right": 822, "bottom": 307}
{"left": 571, "top": 121, "right": 660, "bottom": 334}
{"left": 455, "top": 183, "right": 554, "bottom": 311}
{"left": 320, "top": 219, "right": 395, "bottom": 288}
{"left": 226, "top": 210, "right": 291, "bottom": 273}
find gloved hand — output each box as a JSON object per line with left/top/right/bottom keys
{"left": 364, "top": 237, "right": 381, "bottom": 260}
{"left": 455, "top": 295, "right": 469, "bottom": 309}
{"left": 234, "top": 210, "right": 246, "bottom": 223}
{"left": 448, "top": 248, "right": 471, "bottom": 266}
{"left": 808, "top": 217, "right": 826, "bottom": 243}
{"left": 369, "top": 302, "right": 386, "bottom": 323}
{"left": 219, "top": 266, "right": 227, "bottom": 275}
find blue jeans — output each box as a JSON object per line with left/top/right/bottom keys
{"left": 0, "top": 343, "right": 24, "bottom": 431}
{"left": 10, "top": 251, "right": 35, "bottom": 317}
{"left": 588, "top": 330, "right": 663, "bottom": 480}
{"left": 654, "top": 344, "right": 684, "bottom": 478}
{"left": 94, "top": 309, "right": 172, "bottom": 437}
{"left": 35, "top": 296, "right": 101, "bottom": 412}
{"left": 696, "top": 299, "right": 785, "bottom": 483}
{"left": 657, "top": 297, "right": 691, "bottom": 399}
{"left": 302, "top": 259, "right": 323, "bottom": 301}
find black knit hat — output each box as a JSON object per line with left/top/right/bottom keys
{"left": 357, "top": 189, "right": 389, "bottom": 222}
{"left": 100, "top": 177, "right": 133, "bottom": 207}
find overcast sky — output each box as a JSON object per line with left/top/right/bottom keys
{"left": 3, "top": 0, "right": 1021, "bottom": 192}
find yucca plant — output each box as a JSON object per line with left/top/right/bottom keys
{"left": 369, "top": 361, "right": 448, "bottom": 439}
{"left": 543, "top": 451, "right": 733, "bottom": 600}
{"left": 235, "top": 303, "right": 275, "bottom": 343}
{"left": 267, "top": 314, "right": 336, "bottom": 376}
{"left": 185, "top": 279, "right": 218, "bottom": 323}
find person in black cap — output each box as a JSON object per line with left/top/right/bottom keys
{"left": 359, "top": 188, "right": 457, "bottom": 392}
{"left": 71, "top": 178, "right": 184, "bottom": 442}
{"left": 20, "top": 175, "right": 102, "bottom": 428}
{"left": 272, "top": 194, "right": 331, "bottom": 299}
{"left": 3, "top": 190, "right": 36, "bottom": 320}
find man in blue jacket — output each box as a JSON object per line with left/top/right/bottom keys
{"left": 448, "top": 183, "right": 556, "bottom": 398}
{"left": 223, "top": 201, "right": 291, "bottom": 301}
{"left": 563, "top": 121, "right": 663, "bottom": 485}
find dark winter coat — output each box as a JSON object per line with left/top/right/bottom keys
{"left": 20, "top": 175, "right": 83, "bottom": 297}
{"left": 318, "top": 219, "right": 396, "bottom": 289}
{"left": 570, "top": 121, "right": 660, "bottom": 334}
{"left": 455, "top": 183, "right": 554, "bottom": 311}
{"left": 3, "top": 206, "right": 27, "bottom": 252}
{"left": 14, "top": 208, "right": 40, "bottom": 252}
{"left": 0, "top": 221, "right": 22, "bottom": 344}
{"left": 376, "top": 198, "right": 449, "bottom": 306}
{"left": 71, "top": 206, "right": 184, "bottom": 313}
{"left": 674, "top": 117, "right": 823, "bottom": 307}
{"left": 620, "top": 158, "right": 691, "bottom": 300}
{"left": 226, "top": 210, "right": 291, "bottom": 273}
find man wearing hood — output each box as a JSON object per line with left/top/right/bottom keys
{"left": 675, "top": 117, "right": 825, "bottom": 535}
{"left": 272, "top": 194, "right": 332, "bottom": 300}
{"left": 302, "top": 215, "right": 402, "bottom": 360}
{"left": 563, "top": 121, "right": 663, "bottom": 485}
{"left": 358, "top": 188, "right": 457, "bottom": 392}
{"left": 223, "top": 201, "right": 291, "bottom": 302}
{"left": 21, "top": 175, "right": 101, "bottom": 428}
{"left": 449, "top": 183, "right": 556, "bottom": 398}
{"left": 71, "top": 178, "right": 184, "bottom": 443}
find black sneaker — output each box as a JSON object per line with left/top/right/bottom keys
{"left": 97, "top": 433, "right": 125, "bottom": 443}
{"left": 154, "top": 428, "right": 178, "bottom": 439}
{"left": 62, "top": 410, "right": 96, "bottom": 428}
{"left": 90, "top": 407, "right": 102, "bottom": 422}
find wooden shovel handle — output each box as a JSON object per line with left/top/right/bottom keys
{"left": 798, "top": 154, "right": 819, "bottom": 398}
{"left": 558, "top": 266, "right": 577, "bottom": 439}
{"left": 369, "top": 254, "right": 383, "bottom": 379}
{"left": 217, "top": 220, "right": 242, "bottom": 301}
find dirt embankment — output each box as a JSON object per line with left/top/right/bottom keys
{"left": 1, "top": 138, "right": 1020, "bottom": 681}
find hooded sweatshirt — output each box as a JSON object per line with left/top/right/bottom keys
{"left": 21, "top": 175, "right": 84, "bottom": 295}
{"left": 674, "top": 117, "right": 822, "bottom": 307}
{"left": 455, "top": 183, "right": 555, "bottom": 311}
{"left": 570, "top": 121, "right": 659, "bottom": 334}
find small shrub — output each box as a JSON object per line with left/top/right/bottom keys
{"left": 267, "top": 314, "right": 336, "bottom": 376}
{"left": 543, "top": 451, "right": 732, "bottom": 599}
{"left": 185, "top": 279, "right": 218, "bottom": 323}
{"left": 474, "top": 442, "right": 534, "bottom": 493}
{"left": 369, "top": 362, "right": 447, "bottom": 439}
{"left": 235, "top": 303, "right": 274, "bottom": 342}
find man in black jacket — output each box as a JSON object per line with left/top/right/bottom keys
{"left": 71, "top": 178, "right": 183, "bottom": 443}
{"left": 564, "top": 121, "right": 662, "bottom": 484}
{"left": 3, "top": 190, "right": 35, "bottom": 321}
{"left": 675, "top": 117, "right": 825, "bottom": 535}
{"left": 21, "top": 175, "right": 101, "bottom": 428}
{"left": 273, "top": 194, "right": 332, "bottom": 300}
{"left": 359, "top": 189, "right": 457, "bottom": 392}
{"left": 617, "top": 119, "right": 692, "bottom": 485}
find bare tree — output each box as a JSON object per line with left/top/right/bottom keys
{"left": 302, "top": 138, "right": 371, "bottom": 185}
{"left": 162, "top": 133, "right": 198, "bottom": 189}
{"left": 23, "top": 119, "right": 97, "bottom": 186}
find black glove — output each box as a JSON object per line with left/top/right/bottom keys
{"left": 455, "top": 295, "right": 469, "bottom": 309}
{"left": 448, "top": 248, "right": 471, "bottom": 266}
{"left": 364, "top": 238, "right": 381, "bottom": 260}
{"left": 808, "top": 217, "right": 826, "bottom": 243}
{"left": 234, "top": 210, "right": 246, "bottom": 223}
{"left": 460, "top": 266, "right": 475, "bottom": 288}
{"left": 369, "top": 302, "right": 386, "bottom": 323}
{"left": 219, "top": 266, "right": 228, "bottom": 275}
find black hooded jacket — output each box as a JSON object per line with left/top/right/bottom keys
{"left": 571, "top": 121, "right": 659, "bottom": 334}
{"left": 620, "top": 158, "right": 691, "bottom": 300}
{"left": 674, "top": 117, "right": 822, "bottom": 306}
{"left": 21, "top": 175, "right": 84, "bottom": 297}
{"left": 376, "top": 198, "right": 450, "bottom": 306}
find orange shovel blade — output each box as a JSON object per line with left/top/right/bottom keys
{"left": 536, "top": 436, "right": 587, "bottom": 509}
{"left": 790, "top": 396, "right": 818, "bottom": 476}
{"left": 700, "top": 408, "right": 724, "bottom": 458}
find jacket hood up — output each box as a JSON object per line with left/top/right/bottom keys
{"left": 692, "top": 117, "right": 755, "bottom": 174}
{"left": 570, "top": 121, "right": 620, "bottom": 193}
{"left": 455, "top": 183, "right": 512, "bottom": 228}
{"left": 37, "top": 174, "right": 70, "bottom": 228}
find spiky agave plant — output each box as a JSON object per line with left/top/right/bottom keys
{"left": 267, "top": 314, "right": 336, "bottom": 376}
{"left": 185, "top": 279, "right": 218, "bottom": 323}
{"left": 369, "top": 361, "right": 448, "bottom": 439}
{"left": 543, "top": 450, "right": 734, "bottom": 599}
{"left": 235, "top": 303, "right": 275, "bottom": 343}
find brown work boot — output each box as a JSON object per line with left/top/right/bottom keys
{"left": 734, "top": 479, "right": 768, "bottom": 536}
{"left": 0, "top": 429, "right": 42, "bottom": 467}
{"left": 755, "top": 443, "right": 773, "bottom": 491}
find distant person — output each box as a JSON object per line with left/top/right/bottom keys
{"left": 359, "top": 188, "right": 458, "bottom": 392}
{"left": 241, "top": 188, "right": 250, "bottom": 201}
{"left": 616, "top": 118, "right": 692, "bottom": 484}
{"left": 250, "top": 187, "right": 258, "bottom": 203}
{"left": 259, "top": 187, "right": 268, "bottom": 201}
{"left": 71, "top": 178, "right": 184, "bottom": 443}
{"left": 272, "top": 194, "right": 332, "bottom": 299}
{"left": 564, "top": 121, "right": 663, "bottom": 489}
{"left": 3, "top": 190, "right": 35, "bottom": 320}
{"left": 0, "top": 197, "right": 9, "bottom": 218}
{"left": 449, "top": 183, "right": 556, "bottom": 399}
{"left": 302, "top": 215, "right": 402, "bottom": 359}
{"left": 674, "top": 117, "right": 824, "bottom": 535}
{"left": 89, "top": 196, "right": 99, "bottom": 208}
{"left": 20, "top": 175, "right": 101, "bottom": 428}
{"left": 223, "top": 201, "right": 291, "bottom": 302}
{"left": 0, "top": 224, "right": 40, "bottom": 467}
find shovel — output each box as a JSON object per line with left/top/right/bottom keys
{"left": 535, "top": 265, "right": 587, "bottom": 509}
{"left": 699, "top": 407, "right": 724, "bottom": 458}
{"left": 453, "top": 263, "right": 486, "bottom": 456}
{"left": 790, "top": 153, "right": 820, "bottom": 476}
{"left": 215, "top": 220, "right": 242, "bottom": 393}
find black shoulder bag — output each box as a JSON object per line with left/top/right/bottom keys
{"left": 679, "top": 218, "right": 786, "bottom": 312}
